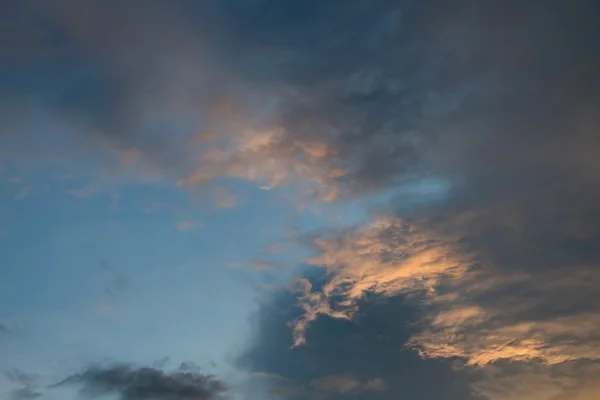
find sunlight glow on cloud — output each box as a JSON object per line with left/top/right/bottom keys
{"left": 290, "top": 213, "right": 600, "bottom": 399}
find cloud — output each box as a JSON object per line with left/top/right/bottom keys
{"left": 283, "top": 206, "right": 600, "bottom": 398}
{"left": 268, "top": 385, "right": 302, "bottom": 399}
{"left": 0, "top": 0, "right": 500, "bottom": 199}
{"left": 211, "top": 186, "right": 237, "bottom": 209}
{"left": 288, "top": 218, "right": 473, "bottom": 347}
{"left": 7, "top": 388, "right": 42, "bottom": 400}
{"left": 2, "top": 1, "right": 600, "bottom": 400}
{"left": 4, "top": 370, "right": 42, "bottom": 400}
{"left": 53, "top": 363, "right": 228, "bottom": 400}
{"left": 6, "top": 0, "right": 595, "bottom": 206}
{"left": 4, "top": 370, "right": 39, "bottom": 387}
{"left": 96, "top": 302, "right": 113, "bottom": 315}
{"left": 310, "top": 375, "right": 386, "bottom": 394}
{"left": 100, "top": 259, "right": 132, "bottom": 295}
{"left": 469, "top": 361, "right": 600, "bottom": 400}
{"left": 250, "top": 259, "right": 290, "bottom": 271}
{"left": 13, "top": 184, "right": 49, "bottom": 200}
{"left": 176, "top": 221, "right": 201, "bottom": 232}
{"left": 236, "top": 284, "right": 481, "bottom": 400}
{"left": 230, "top": 2, "right": 600, "bottom": 396}
{"left": 228, "top": 258, "right": 291, "bottom": 272}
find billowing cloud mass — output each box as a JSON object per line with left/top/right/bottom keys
{"left": 237, "top": 284, "right": 481, "bottom": 400}
{"left": 0, "top": 0, "right": 501, "bottom": 198}
{"left": 290, "top": 215, "right": 600, "bottom": 366}
{"left": 2, "top": 1, "right": 600, "bottom": 399}
{"left": 284, "top": 212, "right": 600, "bottom": 399}
{"left": 53, "top": 363, "right": 227, "bottom": 400}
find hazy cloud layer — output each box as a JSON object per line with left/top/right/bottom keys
{"left": 4, "top": 370, "right": 42, "bottom": 400}
{"left": 286, "top": 212, "right": 600, "bottom": 398}
{"left": 10, "top": 0, "right": 593, "bottom": 199}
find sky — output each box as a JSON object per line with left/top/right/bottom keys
{"left": 1, "top": 1, "right": 600, "bottom": 399}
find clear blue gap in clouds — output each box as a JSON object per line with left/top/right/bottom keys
{"left": 0, "top": 173, "right": 304, "bottom": 389}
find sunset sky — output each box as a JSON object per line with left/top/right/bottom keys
{"left": 1, "top": 1, "right": 600, "bottom": 399}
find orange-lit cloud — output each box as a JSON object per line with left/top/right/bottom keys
{"left": 290, "top": 217, "right": 474, "bottom": 347}
{"left": 289, "top": 214, "right": 600, "bottom": 400}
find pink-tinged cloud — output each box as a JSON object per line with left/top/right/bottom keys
{"left": 176, "top": 221, "right": 201, "bottom": 232}
{"left": 211, "top": 187, "right": 237, "bottom": 209}
{"left": 310, "top": 374, "right": 386, "bottom": 394}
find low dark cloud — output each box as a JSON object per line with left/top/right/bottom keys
{"left": 237, "top": 278, "right": 482, "bottom": 400}
{"left": 53, "top": 363, "right": 228, "bottom": 400}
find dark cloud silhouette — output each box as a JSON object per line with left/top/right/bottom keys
{"left": 7, "top": 387, "right": 42, "bottom": 400}
{"left": 53, "top": 363, "right": 228, "bottom": 400}
{"left": 237, "top": 278, "right": 482, "bottom": 400}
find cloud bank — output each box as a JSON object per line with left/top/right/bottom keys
{"left": 2, "top": 1, "right": 600, "bottom": 399}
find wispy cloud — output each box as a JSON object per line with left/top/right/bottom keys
{"left": 176, "top": 221, "right": 201, "bottom": 232}
{"left": 211, "top": 186, "right": 237, "bottom": 209}
{"left": 310, "top": 375, "right": 386, "bottom": 394}
{"left": 99, "top": 259, "right": 131, "bottom": 295}
{"left": 4, "top": 369, "right": 42, "bottom": 400}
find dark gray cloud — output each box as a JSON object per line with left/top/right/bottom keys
{"left": 53, "top": 363, "right": 228, "bottom": 400}
{"left": 2, "top": 1, "right": 600, "bottom": 399}
{"left": 237, "top": 277, "right": 482, "bottom": 400}
{"left": 7, "top": 387, "right": 42, "bottom": 400}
